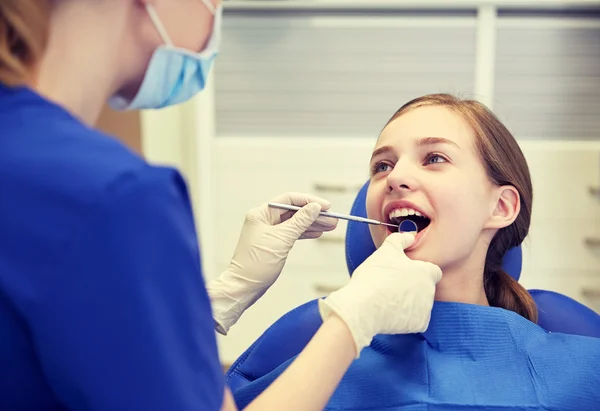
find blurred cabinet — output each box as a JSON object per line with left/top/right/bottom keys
{"left": 518, "top": 143, "right": 600, "bottom": 313}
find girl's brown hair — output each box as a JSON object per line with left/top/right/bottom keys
{"left": 387, "top": 93, "right": 537, "bottom": 322}
{"left": 0, "top": 0, "right": 50, "bottom": 85}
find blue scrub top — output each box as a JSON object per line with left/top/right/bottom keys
{"left": 0, "top": 84, "right": 224, "bottom": 410}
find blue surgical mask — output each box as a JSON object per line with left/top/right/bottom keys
{"left": 110, "top": 0, "right": 221, "bottom": 111}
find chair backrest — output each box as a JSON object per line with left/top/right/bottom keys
{"left": 346, "top": 180, "right": 600, "bottom": 338}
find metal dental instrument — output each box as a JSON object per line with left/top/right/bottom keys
{"left": 268, "top": 202, "right": 399, "bottom": 229}
{"left": 399, "top": 219, "right": 418, "bottom": 233}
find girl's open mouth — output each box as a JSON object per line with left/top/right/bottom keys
{"left": 386, "top": 208, "right": 431, "bottom": 233}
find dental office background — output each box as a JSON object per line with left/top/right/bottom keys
{"left": 96, "top": 0, "right": 600, "bottom": 369}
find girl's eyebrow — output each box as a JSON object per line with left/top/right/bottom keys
{"left": 416, "top": 136, "right": 460, "bottom": 149}
{"left": 370, "top": 145, "right": 393, "bottom": 162}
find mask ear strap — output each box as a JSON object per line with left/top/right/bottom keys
{"left": 145, "top": 4, "right": 174, "bottom": 46}
{"left": 201, "top": 0, "right": 216, "bottom": 14}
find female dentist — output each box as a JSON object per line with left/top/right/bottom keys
{"left": 0, "top": 1, "right": 443, "bottom": 410}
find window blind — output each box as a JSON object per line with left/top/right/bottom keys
{"left": 494, "top": 15, "right": 600, "bottom": 140}
{"left": 215, "top": 10, "right": 477, "bottom": 137}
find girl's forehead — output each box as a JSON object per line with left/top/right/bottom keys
{"left": 377, "top": 106, "right": 474, "bottom": 148}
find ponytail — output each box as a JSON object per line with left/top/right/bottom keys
{"left": 485, "top": 269, "right": 538, "bottom": 323}
{"left": 0, "top": 0, "right": 50, "bottom": 86}
{"left": 484, "top": 234, "right": 538, "bottom": 323}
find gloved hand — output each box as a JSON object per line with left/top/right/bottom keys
{"left": 318, "top": 232, "right": 442, "bottom": 357}
{"left": 207, "top": 192, "right": 338, "bottom": 335}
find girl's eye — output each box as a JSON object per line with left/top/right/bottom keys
{"left": 424, "top": 153, "right": 448, "bottom": 165}
{"left": 372, "top": 161, "right": 392, "bottom": 175}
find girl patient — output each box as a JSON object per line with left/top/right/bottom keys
{"left": 229, "top": 94, "right": 600, "bottom": 410}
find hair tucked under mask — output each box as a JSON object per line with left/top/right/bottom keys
{"left": 386, "top": 94, "right": 538, "bottom": 323}
{"left": 0, "top": 0, "right": 50, "bottom": 86}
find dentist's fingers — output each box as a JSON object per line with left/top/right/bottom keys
{"left": 278, "top": 203, "right": 323, "bottom": 241}
{"left": 267, "top": 192, "right": 332, "bottom": 225}
{"left": 422, "top": 261, "right": 443, "bottom": 283}
{"left": 379, "top": 232, "right": 417, "bottom": 254}
{"left": 302, "top": 215, "right": 339, "bottom": 232}
{"left": 278, "top": 205, "right": 338, "bottom": 232}
{"left": 298, "top": 231, "right": 324, "bottom": 240}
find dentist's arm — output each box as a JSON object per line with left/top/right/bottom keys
{"left": 221, "top": 232, "right": 443, "bottom": 411}
{"left": 221, "top": 314, "right": 356, "bottom": 411}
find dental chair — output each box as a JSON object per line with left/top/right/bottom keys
{"left": 226, "top": 181, "right": 600, "bottom": 393}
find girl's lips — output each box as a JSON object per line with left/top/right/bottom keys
{"left": 385, "top": 223, "right": 430, "bottom": 252}
{"left": 382, "top": 200, "right": 430, "bottom": 223}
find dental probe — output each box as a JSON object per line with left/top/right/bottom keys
{"left": 267, "top": 202, "right": 400, "bottom": 229}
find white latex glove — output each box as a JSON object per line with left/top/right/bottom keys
{"left": 318, "top": 232, "right": 442, "bottom": 357}
{"left": 207, "top": 192, "right": 338, "bottom": 335}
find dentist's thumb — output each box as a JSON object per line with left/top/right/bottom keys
{"left": 380, "top": 231, "right": 417, "bottom": 254}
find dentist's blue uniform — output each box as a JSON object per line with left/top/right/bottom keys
{"left": 0, "top": 84, "right": 223, "bottom": 410}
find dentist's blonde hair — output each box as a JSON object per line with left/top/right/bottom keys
{"left": 387, "top": 93, "right": 538, "bottom": 323}
{"left": 0, "top": 0, "right": 50, "bottom": 85}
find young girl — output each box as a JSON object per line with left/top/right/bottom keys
{"left": 230, "top": 94, "right": 600, "bottom": 410}
{"left": 364, "top": 93, "right": 535, "bottom": 318}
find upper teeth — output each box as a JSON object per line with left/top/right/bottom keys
{"left": 389, "top": 208, "right": 423, "bottom": 219}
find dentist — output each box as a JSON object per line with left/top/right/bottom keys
{"left": 0, "top": 1, "right": 442, "bottom": 410}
